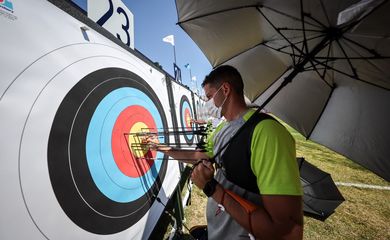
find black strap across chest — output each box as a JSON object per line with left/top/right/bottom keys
{"left": 220, "top": 112, "right": 274, "bottom": 194}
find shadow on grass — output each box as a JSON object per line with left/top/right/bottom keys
{"left": 171, "top": 233, "right": 196, "bottom": 240}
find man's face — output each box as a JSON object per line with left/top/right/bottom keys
{"left": 203, "top": 83, "right": 225, "bottom": 107}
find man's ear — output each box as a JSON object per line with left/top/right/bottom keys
{"left": 222, "top": 82, "right": 231, "bottom": 96}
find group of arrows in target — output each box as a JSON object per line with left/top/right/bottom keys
{"left": 125, "top": 126, "right": 208, "bottom": 162}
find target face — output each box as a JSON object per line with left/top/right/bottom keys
{"left": 179, "top": 95, "right": 195, "bottom": 145}
{"left": 1, "top": 1, "right": 181, "bottom": 239}
{"left": 48, "top": 68, "right": 168, "bottom": 234}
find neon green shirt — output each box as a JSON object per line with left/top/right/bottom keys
{"left": 206, "top": 110, "right": 302, "bottom": 196}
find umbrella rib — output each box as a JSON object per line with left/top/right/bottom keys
{"left": 307, "top": 57, "right": 334, "bottom": 88}
{"left": 256, "top": 7, "right": 307, "bottom": 58}
{"left": 344, "top": 33, "right": 390, "bottom": 40}
{"left": 216, "top": 40, "right": 305, "bottom": 68}
{"left": 306, "top": 86, "right": 335, "bottom": 139}
{"left": 297, "top": 40, "right": 306, "bottom": 63}
{"left": 303, "top": 13, "right": 328, "bottom": 29}
{"left": 299, "top": 21, "right": 334, "bottom": 89}
{"left": 177, "top": 4, "right": 261, "bottom": 24}
{"left": 178, "top": 4, "right": 323, "bottom": 30}
{"left": 319, "top": 0, "right": 331, "bottom": 26}
{"left": 310, "top": 66, "right": 334, "bottom": 88}
{"left": 260, "top": 35, "right": 332, "bottom": 89}
{"left": 277, "top": 34, "right": 327, "bottom": 51}
{"left": 261, "top": 5, "right": 323, "bottom": 29}
{"left": 335, "top": 39, "right": 359, "bottom": 79}
{"left": 342, "top": 40, "right": 389, "bottom": 76}
{"left": 277, "top": 27, "right": 324, "bottom": 33}
{"left": 315, "top": 56, "right": 390, "bottom": 60}
{"left": 300, "top": 0, "right": 333, "bottom": 89}
{"left": 321, "top": 40, "right": 333, "bottom": 78}
{"left": 291, "top": 41, "right": 297, "bottom": 66}
{"left": 342, "top": 36, "right": 380, "bottom": 57}
{"left": 311, "top": 58, "right": 389, "bottom": 90}
{"left": 290, "top": 41, "right": 302, "bottom": 66}
{"left": 300, "top": 0, "right": 310, "bottom": 55}
{"left": 268, "top": 34, "right": 314, "bottom": 43}
{"left": 262, "top": 42, "right": 310, "bottom": 68}
{"left": 304, "top": 67, "right": 328, "bottom": 71}
{"left": 303, "top": 57, "right": 335, "bottom": 70}
{"left": 214, "top": 41, "right": 290, "bottom": 67}
{"left": 262, "top": 42, "right": 303, "bottom": 59}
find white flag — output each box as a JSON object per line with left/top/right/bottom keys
{"left": 162, "top": 35, "right": 175, "bottom": 46}
{"left": 191, "top": 76, "right": 197, "bottom": 82}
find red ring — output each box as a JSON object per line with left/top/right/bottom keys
{"left": 184, "top": 108, "right": 191, "bottom": 129}
{"left": 111, "top": 105, "right": 157, "bottom": 177}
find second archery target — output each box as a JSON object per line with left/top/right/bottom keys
{"left": 179, "top": 95, "right": 195, "bottom": 145}
{"left": 171, "top": 81, "right": 196, "bottom": 146}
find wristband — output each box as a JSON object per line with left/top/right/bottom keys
{"left": 203, "top": 178, "right": 218, "bottom": 197}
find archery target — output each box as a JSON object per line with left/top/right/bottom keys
{"left": 192, "top": 94, "right": 206, "bottom": 143}
{"left": 48, "top": 68, "right": 168, "bottom": 234}
{"left": 0, "top": 1, "right": 180, "bottom": 239}
{"left": 171, "top": 81, "right": 196, "bottom": 146}
{"left": 193, "top": 94, "right": 205, "bottom": 121}
{"left": 179, "top": 95, "right": 195, "bottom": 145}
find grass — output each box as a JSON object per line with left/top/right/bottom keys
{"left": 180, "top": 121, "right": 390, "bottom": 240}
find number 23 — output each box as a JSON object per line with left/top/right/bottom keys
{"left": 96, "top": 0, "right": 131, "bottom": 47}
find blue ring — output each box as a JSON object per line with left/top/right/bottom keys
{"left": 86, "top": 87, "right": 164, "bottom": 203}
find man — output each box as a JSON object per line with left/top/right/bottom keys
{"left": 154, "top": 65, "right": 303, "bottom": 239}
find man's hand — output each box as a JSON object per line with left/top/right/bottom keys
{"left": 191, "top": 160, "right": 215, "bottom": 189}
{"left": 141, "top": 135, "right": 171, "bottom": 152}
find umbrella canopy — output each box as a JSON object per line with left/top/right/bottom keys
{"left": 176, "top": 0, "right": 390, "bottom": 181}
{"left": 297, "top": 157, "right": 345, "bottom": 221}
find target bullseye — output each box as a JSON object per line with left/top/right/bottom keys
{"left": 128, "top": 122, "right": 151, "bottom": 158}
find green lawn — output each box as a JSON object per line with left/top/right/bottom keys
{"left": 182, "top": 122, "right": 390, "bottom": 240}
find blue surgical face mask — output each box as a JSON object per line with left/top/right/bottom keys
{"left": 204, "top": 85, "right": 227, "bottom": 119}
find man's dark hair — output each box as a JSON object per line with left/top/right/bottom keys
{"left": 201, "top": 65, "right": 244, "bottom": 95}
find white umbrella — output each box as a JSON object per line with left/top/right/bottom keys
{"left": 176, "top": 0, "right": 390, "bottom": 181}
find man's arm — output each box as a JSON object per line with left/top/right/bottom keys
{"left": 192, "top": 161, "right": 303, "bottom": 240}
{"left": 157, "top": 147, "right": 209, "bottom": 165}
{"left": 211, "top": 184, "right": 303, "bottom": 240}
{"left": 143, "top": 135, "right": 210, "bottom": 164}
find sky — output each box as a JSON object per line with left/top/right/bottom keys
{"left": 71, "top": 0, "right": 211, "bottom": 94}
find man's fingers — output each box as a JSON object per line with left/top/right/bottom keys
{"left": 202, "top": 160, "right": 213, "bottom": 170}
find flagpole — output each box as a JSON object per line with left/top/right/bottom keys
{"left": 173, "top": 44, "right": 177, "bottom": 66}
{"left": 195, "top": 76, "right": 199, "bottom": 95}
{"left": 162, "top": 35, "right": 178, "bottom": 79}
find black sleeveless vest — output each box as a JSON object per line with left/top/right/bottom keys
{"left": 220, "top": 112, "right": 274, "bottom": 194}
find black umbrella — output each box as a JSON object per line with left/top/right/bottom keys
{"left": 297, "top": 157, "right": 345, "bottom": 221}
{"left": 176, "top": 0, "right": 390, "bottom": 182}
